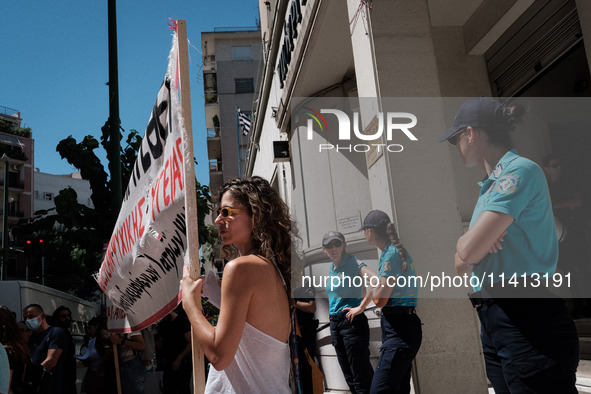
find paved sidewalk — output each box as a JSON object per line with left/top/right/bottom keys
{"left": 486, "top": 359, "right": 591, "bottom": 393}
{"left": 325, "top": 359, "right": 591, "bottom": 393}
{"left": 577, "top": 360, "right": 591, "bottom": 394}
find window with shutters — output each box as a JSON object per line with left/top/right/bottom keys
{"left": 235, "top": 78, "right": 254, "bottom": 94}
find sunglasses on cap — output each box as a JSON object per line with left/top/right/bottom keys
{"left": 323, "top": 240, "right": 343, "bottom": 249}
{"left": 448, "top": 128, "right": 467, "bottom": 146}
{"left": 217, "top": 207, "right": 245, "bottom": 218}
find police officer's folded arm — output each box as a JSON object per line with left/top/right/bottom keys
{"left": 456, "top": 210, "right": 514, "bottom": 265}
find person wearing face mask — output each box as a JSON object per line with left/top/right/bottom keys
{"left": 22, "top": 304, "right": 67, "bottom": 394}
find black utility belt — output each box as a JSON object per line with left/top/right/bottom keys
{"left": 329, "top": 311, "right": 347, "bottom": 321}
{"left": 468, "top": 290, "right": 494, "bottom": 308}
{"left": 329, "top": 310, "right": 369, "bottom": 322}
{"left": 468, "top": 280, "right": 557, "bottom": 308}
{"left": 382, "top": 306, "right": 416, "bottom": 315}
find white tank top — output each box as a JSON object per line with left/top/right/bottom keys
{"left": 204, "top": 322, "right": 291, "bottom": 393}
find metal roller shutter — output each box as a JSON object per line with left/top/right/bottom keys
{"left": 486, "top": 0, "right": 583, "bottom": 97}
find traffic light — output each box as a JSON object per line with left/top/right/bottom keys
{"left": 24, "top": 238, "right": 44, "bottom": 256}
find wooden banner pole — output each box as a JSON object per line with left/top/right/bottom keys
{"left": 113, "top": 344, "right": 123, "bottom": 394}
{"left": 177, "top": 19, "right": 206, "bottom": 394}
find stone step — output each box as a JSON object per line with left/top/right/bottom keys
{"left": 576, "top": 318, "right": 591, "bottom": 336}
{"left": 581, "top": 337, "right": 591, "bottom": 360}
{"left": 577, "top": 360, "right": 591, "bottom": 393}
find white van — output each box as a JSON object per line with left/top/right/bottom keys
{"left": 0, "top": 280, "right": 97, "bottom": 352}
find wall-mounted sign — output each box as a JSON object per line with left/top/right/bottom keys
{"left": 337, "top": 211, "right": 362, "bottom": 235}
{"left": 277, "top": 0, "right": 307, "bottom": 88}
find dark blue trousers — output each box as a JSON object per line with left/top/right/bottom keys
{"left": 478, "top": 298, "right": 579, "bottom": 393}
{"left": 120, "top": 356, "right": 147, "bottom": 394}
{"left": 330, "top": 311, "right": 374, "bottom": 394}
{"left": 370, "top": 309, "right": 422, "bottom": 394}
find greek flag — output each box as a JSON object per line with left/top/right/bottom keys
{"left": 238, "top": 108, "right": 251, "bottom": 136}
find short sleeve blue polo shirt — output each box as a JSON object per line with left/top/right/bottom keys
{"left": 326, "top": 253, "right": 366, "bottom": 315}
{"left": 379, "top": 243, "right": 417, "bottom": 307}
{"left": 470, "top": 149, "right": 558, "bottom": 290}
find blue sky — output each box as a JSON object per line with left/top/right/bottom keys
{"left": 0, "top": 1, "right": 260, "bottom": 187}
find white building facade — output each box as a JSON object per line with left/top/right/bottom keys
{"left": 246, "top": 0, "right": 591, "bottom": 392}
{"left": 34, "top": 170, "right": 93, "bottom": 213}
{"left": 203, "top": 28, "right": 262, "bottom": 202}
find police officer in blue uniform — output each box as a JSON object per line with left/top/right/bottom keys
{"left": 347, "top": 210, "right": 421, "bottom": 394}
{"left": 323, "top": 231, "right": 374, "bottom": 393}
{"left": 439, "top": 97, "right": 579, "bottom": 393}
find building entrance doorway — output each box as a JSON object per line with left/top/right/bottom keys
{"left": 516, "top": 41, "right": 591, "bottom": 358}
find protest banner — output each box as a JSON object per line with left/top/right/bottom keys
{"left": 97, "top": 20, "right": 193, "bottom": 333}
{"left": 97, "top": 19, "right": 205, "bottom": 393}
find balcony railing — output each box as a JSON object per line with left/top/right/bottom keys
{"left": 209, "top": 159, "right": 222, "bottom": 172}
{"left": 207, "top": 128, "right": 220, "bottom": 138}
{"left": 0, "top": 208, "right": 25, "bottom": 218}
{"left": 0, "top": 105, "right": 19, "bottom": 117}
{"left": 0, "top": 121, "right": 31, "bottom": 139}
{"left": 0, "top": 179, "right": 25, "bottom": 189}
{"left": 213, "top": 27, "right": 259, "bottom": 32}
{"left": 204, "top": 90, "right": 218, "bottom": 104}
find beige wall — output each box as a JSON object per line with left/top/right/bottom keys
{"left": 348, "top": 0, "right": 490, "bottom": 392}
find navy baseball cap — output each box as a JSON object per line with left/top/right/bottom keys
{"left": 322, "top": 231, "right": 345, "bottom": 246}
{"left": 438, "top": 97, "right": 502, "bottom": 143}
{"left": 358, "top": 210, "right": 390, "bottom": 232}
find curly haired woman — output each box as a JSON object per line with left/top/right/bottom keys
{"left": 181, "top": 176, "right": 295, "bottom": 394}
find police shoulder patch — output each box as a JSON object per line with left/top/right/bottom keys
{"left": 383, "top": 260, "right": 392, "bottom": 272}
{"left": 493, "top": 163, "right": 503, "bottom": 178}
{"left": 495, "top": 173, "right": 519, "bottom": 194}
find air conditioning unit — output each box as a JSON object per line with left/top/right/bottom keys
{"left": 273, "top": 141, "right": 290, "bottom": 163}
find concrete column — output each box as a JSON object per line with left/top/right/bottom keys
{"left": 575, "top": 0, "right": 591, "bottom": 70}
{"left": 346, "top": 0, "right": 489, "bottom": 392}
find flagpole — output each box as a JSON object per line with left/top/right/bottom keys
{"left": 235, "top": 105, "right": 242, "bottom": 177}
{"left": 177, "top": 19, "right": 206, "bottom": 394}
{"left": 107, "top": 2, "right": 123, "bottom": 392}
{"left": 107, "top": 0, "right": 122, "bottom": 210}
